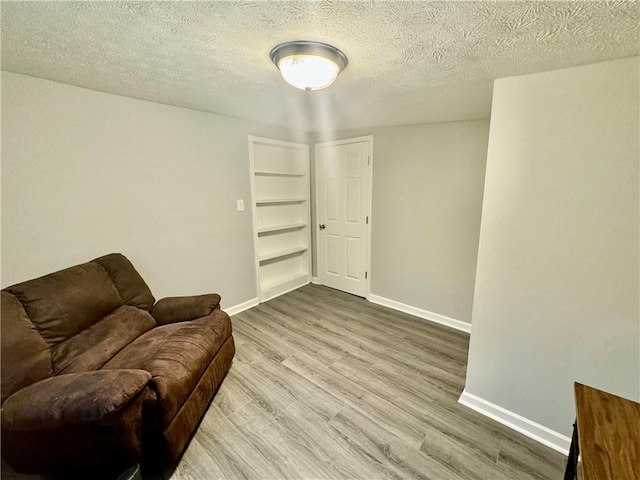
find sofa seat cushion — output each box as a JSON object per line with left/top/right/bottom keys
{"left": 52, "top": 306, "right": 157, "bottom": 375}
{"left": 101, "top": 310, "right": 232, "bottom": 427}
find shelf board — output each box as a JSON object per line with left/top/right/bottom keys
{"left": 256, "top": 198, "right": 306, "bottom": 205}
{"left": 257, "top": 222, "right": 307, "bottom": 234}
{"left": 261, "top": 271, "right": 309, "bottom": 293}
{"left": 259, "top": 246, "right": 308, "bottom": 263}
{"left": 254, "top": 170, "right": 305, "bottom": 177}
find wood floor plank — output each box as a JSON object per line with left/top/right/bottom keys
{"left": 194, "top": 405, "right": 291, "bottom": 480}
{"left": 330, "top": 406, "right": 465, "bottom": 480}
{"left": 278, "top": 401, "right": 404, "bottom": 480}
{"left": 228, "top": 358, "right": 298, "bottom": 417}
{"left": 419, "top": 426, "right": 513, "bottom": 480}
{"left": 495, "top": 434, "right": 567, "bottom": 480}
{"left": 237, "top": 307, "right": 342, "bottom": 366}
{"left": 283, "top": 289, "right": 468, "bottom": 374}
{"left": 231, "top": 400, "right": 350, "bottom": 480}
{"left": 208, "top": 374, "right": 253, "bottom": 418}
{"left": 223, "top": 402, "right": 305, "bottom": 480}
{"left": 370, "top": 353, "right": 464, "bottom": 400}
{"left": 328, "top": 354, "right": 504, "bottom": 462}
{"left": 275, "top": 293, "right": 405, "bottom": 343}
{"left": 167, "top": 436, "right": 227, "bottom": 480}
{"left": 407, "top": 332, "right": 468, "bottom": 362}
{"left": 291, "top": 286, "right": 464, "bottom": 343}
{"left": 249, "top": 355, "right": 345, "bottom": 421}
{"left": 231, "top": 317, "right": 298, "bottom": 363}
{"left": 285, "top": 354, "right": 436, "bottom": 449}
{"left": 231, "top": 336, "right": 263, "bottom": 364}
{"left": 281, "top": 350, "right": 369, "bottom": 405}
{"left": 264, "top": 303, "right": 384, "bottom": 365}
{"left": 331, "top": 343, "right": 462, "bottom": 407}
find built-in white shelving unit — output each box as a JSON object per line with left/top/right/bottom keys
{"left": 249, "top": 136, "right": 311, "bottom": 302}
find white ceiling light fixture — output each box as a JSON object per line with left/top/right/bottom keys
{"left": 270, "top": 41, "right": 348, "bottom": 91}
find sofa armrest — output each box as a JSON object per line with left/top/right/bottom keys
{"left": 1, "top": 369, "right": 151, "bottom": 431}
{"left": 150, "top": 294, "right": 221, "bottom": 325}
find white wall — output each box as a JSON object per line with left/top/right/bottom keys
{"left": 464, "top": 57, "right": 639, "bottom": 443}
{"left": 1, "top": 72, "right": 306, "bottom": 308}
{"left": 312, "top": 120, "right": 489, "bottom": 324}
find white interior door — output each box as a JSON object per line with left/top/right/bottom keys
{"left": 316, "top": 137, "right": 372, "bottom": 297}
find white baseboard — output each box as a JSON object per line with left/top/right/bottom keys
{"left": 368, "top": 294, "right": 472, "bottom": 333}
{"left": 458, "top": 390, "right": 571, "bottom": 455}
{"left": 311, "top": 276, "right": 319, "bottom": 285}
{"left": 224, "top": 297, "right": 259, "bottom": 316}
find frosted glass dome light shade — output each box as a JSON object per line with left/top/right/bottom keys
{"left": 277, "top": 55, "right": 340, "bottom": 91}
{"left": 270, "top": 41, "right": 348, "bottom": 91}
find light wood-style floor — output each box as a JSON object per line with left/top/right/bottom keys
{"left": 170, "top": 284, "right": 566, "bottom": 480}
{"left": 2, "top": 284, "right": 567, "bottom": 480}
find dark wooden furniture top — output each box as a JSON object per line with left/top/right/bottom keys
{"left": 574, "top": 382, "right": 640, "bottom": 480}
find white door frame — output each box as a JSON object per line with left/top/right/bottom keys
{"left": 314, "top": 135, "right": 374, "bottom": 299}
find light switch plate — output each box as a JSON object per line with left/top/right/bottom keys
{"left": 236, "top": 199, "right": 245, "bottom": 211}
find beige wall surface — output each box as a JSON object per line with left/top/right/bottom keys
{"left": 465, "top": 56, "right": 640, "bottom": 437}
{"left": 1, "top": 72, "right": 306, "bottom": 307}
{"left": 313, "top": 120, "right": 490, "bottom": 323}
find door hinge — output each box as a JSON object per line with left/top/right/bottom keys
{"left": 366, "top": 216, "right": 369, "bottom": 224}
{"left": 365, "top": 271, "right": 368, "bottom": 279}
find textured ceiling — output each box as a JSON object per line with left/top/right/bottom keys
{"left": 2, "top": 1, "right": 639, "bottom": 132}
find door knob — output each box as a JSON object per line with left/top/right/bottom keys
{"left": 319, "top": 224, "right": 326, "bottom": 230}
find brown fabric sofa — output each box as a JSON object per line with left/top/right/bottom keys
{"left": 0, "top": 253, "right": 235, "bottom": 475}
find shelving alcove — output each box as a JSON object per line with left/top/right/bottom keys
{"left": 249, "top": 136, "right": 311, "bottom": 302}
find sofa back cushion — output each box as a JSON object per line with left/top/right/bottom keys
{"left": 93, "top": 254, "right": 155, "bottom": 311}
{"left": 5, "top": 262, "right": 122, "bottom": 346}
{"left": 1, "top": 291, "right": 53, "bottom": 403}
{"left": 51, "top": 305, "right": 157, "bottom": 375}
